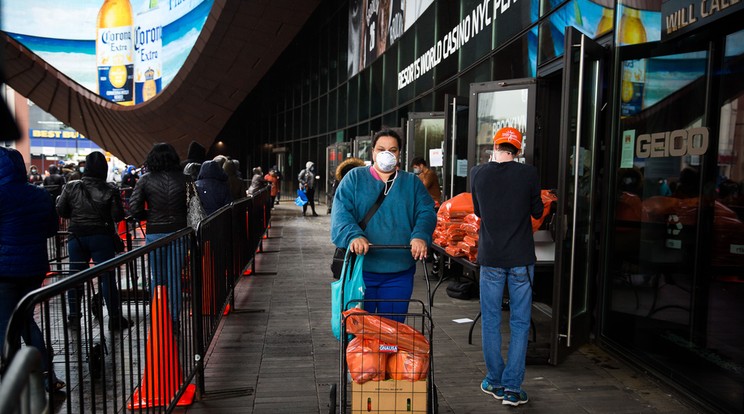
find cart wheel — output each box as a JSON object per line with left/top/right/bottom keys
{"left": 328, "top": 383, "right": 337, "bottom": 414}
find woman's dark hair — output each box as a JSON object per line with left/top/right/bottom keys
{"left": 146, "top": 143, "right": 181, "bottom": 172}
{"left": 372, "top": 128, "right": 402, "bottom": 149}
{"left": 411, "top": 157, "right": 427, "bottom": 167}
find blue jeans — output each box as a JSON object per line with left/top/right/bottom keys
{"left": 67, "top": 234, "right": 121, "bottom": 319}
{"left": 0, "top": 279, "right": 51, "bottom": 373}
{"left": 480, "top": 264, "right": 534, "bottom": 393}
{"left": 362, "top": 266, "right": 415, "bottom": 323}
{"left": 146, "top": 233, "right": 185, "bottom": 322}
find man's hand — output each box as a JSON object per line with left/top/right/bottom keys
{"left": 349, "top": 236, "right": 370, "bottom": 256}
{"left": 410, "top": 238, "right": 427, "bottom": 261}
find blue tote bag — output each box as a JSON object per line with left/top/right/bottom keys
{"left": 331, "top": 249, "right": 365, "bottom": 340}
{"left": 295, "top": 188, "right": 308, "bottom": 206}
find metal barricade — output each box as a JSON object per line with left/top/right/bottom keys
{"left": 1, "top": 192, "right": 272, "bottom": 413}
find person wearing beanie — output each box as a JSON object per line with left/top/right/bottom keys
{"left": 298, "top": 161, "right": 319, "bottom": 216}
{"left": 180, "top": 140, "right": 207, "bottom": 169}
{"left": 43, "top": 164, "right": 66, "bottom": 201}
{"left": 56, "top": 151, "right": 131, "bottom": 331}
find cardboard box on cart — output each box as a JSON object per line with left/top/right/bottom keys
{"left": 351, "top": 379, "right": 427, "bottom": 413}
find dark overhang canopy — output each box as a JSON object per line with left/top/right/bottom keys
{"left": 1, "top": 0, "right": 320, "bottom": 165}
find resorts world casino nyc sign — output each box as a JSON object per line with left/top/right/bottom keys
{"left": 662, "top": 0, "right": 743, "bottom": 42}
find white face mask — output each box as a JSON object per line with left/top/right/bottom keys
{"left": 375, "top": 150, "right": 397, "bottom": 173}
{"left": 413, "top": 167, "right": 422, "bottom": 174}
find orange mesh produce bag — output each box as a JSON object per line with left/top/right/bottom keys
{"left": 532, "top": 190, "right": 558, "bottom": 233}
{"left": 343, "top": 308, "right": 429, "bottom": 355}
{"left": 346, "top": 336, "right": 388, "bottom": 383}
{"left": 386, "top": 349, "right": 429, "bottom": 381}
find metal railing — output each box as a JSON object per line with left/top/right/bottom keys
{"left": 0, "top": 187, "right": 273, "bottom": 413}
{"left": 0, "top": 348, "right": 46, "bottom": 414}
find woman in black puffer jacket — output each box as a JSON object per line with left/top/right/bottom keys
{"left": 129, "top": 143, "right": 187, "bottom": 326}
{"left": 57, "top": 151, "right": 129, "bottom": 331}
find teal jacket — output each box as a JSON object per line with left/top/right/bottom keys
{"left": 331, "top": 166, "right": 436, "bottom": 273}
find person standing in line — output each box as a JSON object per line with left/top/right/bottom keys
{"left": 27, "top": 164, "right": 43, "bottom": 185}
{"left": 43, "top": 164, "right": 66, "bottom": 201}
{"left": 271, "top": 165, "right": 283, "bottom": 204}
{"left": 195, "top": 160, "right": 233, "bottom": 215}
{"left": 264, "top": 169, "right": 279, "bottom": 207}
{"left": 247, "top": 166, "right": 268, "bottom": 196}
{"left": 470, "top": 127, "right": 543, "bottom": 407}
{"left": 411, "top": 157, "right": 442, "bottom": 208}
{"left": 56, "top": 151, "right": 131, "bottom": 331}
{"left": 0, "top": 146, "right": 64, "bottom": 392}
{"left": 224, "top": 158, "right": 247, "bottom": 201}
{"left": 331, "top": 129, "right": 436, "bottom": 322}
{"left": 129, "top": 143, "right": 188, "bottom": 329}
{"left": 298, "top": 161, "right": 319, "bottom": 216}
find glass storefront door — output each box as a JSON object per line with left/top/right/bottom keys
{"left": 443, "top": 95, "right": 469, "bottom": 200}
{"left": 603, "top": 25, "right": 744, "bottom": 414}
{"left": 467, "top": 79, "right": 536, "bottom": 171}
{"left": 551, "top": 27, "right": 604, "bottom": 364}
{"left": 405, "top": 113, "right": 445, "bottom": 201}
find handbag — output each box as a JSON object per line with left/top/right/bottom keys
{"left": 330, "top": 250, "right": 365, "bottom": 340}
{"left": 331, "top": 189, "right": 386, "bottom": 279}
{"left": 187, "top": 181, "right": 206, "bottom": 229}
{"left": 80, "top": 182, "right": 126, "bottom": 253}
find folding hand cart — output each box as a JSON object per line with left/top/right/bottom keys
{"left": 331, "top": 245, "right": 438, "bottom": 414}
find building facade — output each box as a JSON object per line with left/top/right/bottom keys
{"left": 228, "top": 1, "right": 744, "bottom": 412}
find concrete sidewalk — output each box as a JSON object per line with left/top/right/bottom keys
{"left": 179, "top": 204, "right": 701, "bottom": 414}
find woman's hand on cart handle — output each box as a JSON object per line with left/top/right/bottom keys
{"left": 410, "top": 238, "right": 428, "bottom": 261}
{"left": 349, "top": 236, "right": 370, "bottom": 255}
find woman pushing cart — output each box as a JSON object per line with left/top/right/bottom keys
{"left": 329, "top": 129, "right": 437, "bottom": 413}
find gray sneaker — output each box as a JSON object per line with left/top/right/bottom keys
{"left": 480, "top": 379, "right": 505, "bottom": 400}
{"left": 502, "top": 390, "right": 529, "bottom": 406}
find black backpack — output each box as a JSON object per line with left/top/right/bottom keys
{"left": 446, "top": 280, "right": 478, "bottom": 300}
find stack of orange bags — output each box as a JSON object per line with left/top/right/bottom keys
{"left": 432, "top": 193, "right": 480, "bottom": 262}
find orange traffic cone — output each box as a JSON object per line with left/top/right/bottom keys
{"left": 128, "top": 286, "right": 195, "bottom": 409}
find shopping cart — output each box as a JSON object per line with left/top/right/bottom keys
{"left": 331, "top": 245, "right": 438, "bottom": 414}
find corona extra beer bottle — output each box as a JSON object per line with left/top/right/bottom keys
{"left": 96, "top": 0, "right": 134, "bottom": 105}
{"left": 134, "top": 0, "right": 162, "bottom": 103}
{"left": 619, "top": 7, "right": 647, "bottom": 45}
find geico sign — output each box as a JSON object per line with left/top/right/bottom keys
{"left": 635, "top": 127, "right": 709, "bottom": 158}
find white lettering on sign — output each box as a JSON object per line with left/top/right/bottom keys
{"left": 398, "top": 0, "right": 493, "bottom": 90}
{"left": 665, "top": 0, "right": 741, "bottom": 35}
{"left": 635, "top": 127, "right": 709, "bottom": 158}
{"left": 730, "top": 244, "right": 744, "bottom": 255}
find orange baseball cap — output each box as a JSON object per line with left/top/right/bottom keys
{"left": 493, "top": 127, "right": 523, "bottom": 150}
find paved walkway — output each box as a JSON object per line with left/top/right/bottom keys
{"left": 178, "top": 204, "right": 701, "bottom": 414}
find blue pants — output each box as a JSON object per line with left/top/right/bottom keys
{"left": 146, "top": 233, "right": 186, "bottom": 322}
{"left": 480, "top": 264, "right": 534, "bottom": 393}
{"left": 0, "top": 279, "right": 51, "bottom": 373}
{"left": 67, "top": 234, "right": 121, "bottom": 319}
{"left": 362, "top": 265, "right": 415, "bottom": 323}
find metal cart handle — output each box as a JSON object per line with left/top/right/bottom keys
{"left": 367, "top": 244, "right": 412, "bottom": 250}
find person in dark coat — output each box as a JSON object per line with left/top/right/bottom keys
{"left": 195, "top": 160, "right": 233, "bottom": 215}
{"left": 129, "top": 143, "right": 188, "bottom": 327}
{"left": 180, "top": 140, "right": 206, "bottom": 169}
{"left": 247, "top": 167, "right": 268, "bottom": 196}
{"left": 57, "top": 151, "right": 130, "bottom": 331}
{"left": 223, "top": 158, "right": 246, "bottom": 200}
{"left": 27, "top": 164, "right": 43, "bottom": 185}
{"left": 43, "top": 164, "right": 66, "bottom": 201}
{"left": 0, "top": 146, "right": 63, "bottom": 391}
